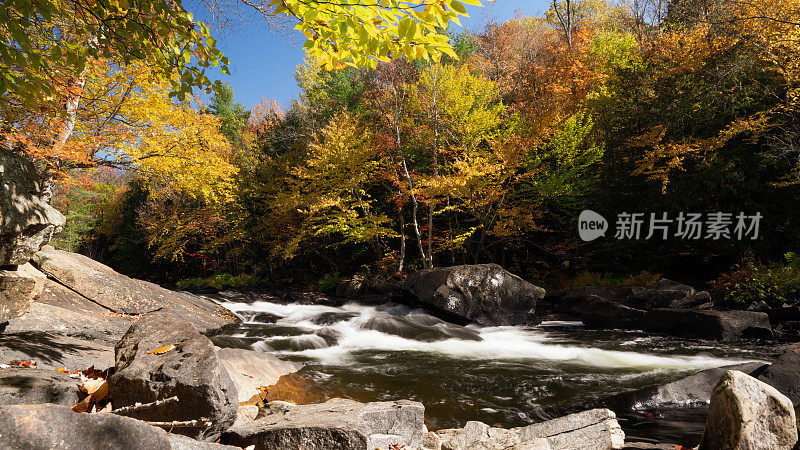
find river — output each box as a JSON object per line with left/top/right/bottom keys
{"left": 210, "top": 299, "right": 781, "bottom": 446}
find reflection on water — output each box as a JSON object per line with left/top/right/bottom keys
{"left": 212, "top": 300, "right": 779, "bottom": 446}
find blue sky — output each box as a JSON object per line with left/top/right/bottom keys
{"left": 188, "top": 0, "right": 552, "bottom": 110}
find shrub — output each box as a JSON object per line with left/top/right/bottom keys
{"left": 176, "top": 273, "right": 265, "bottom": 290}
{"left": 317, "top": 272, "right": 341, "bottom": 292}
{"left": 711, "top": 255, "right": 800, "bottom": 307}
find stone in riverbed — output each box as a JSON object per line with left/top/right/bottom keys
{"left": 220, "top": 397, "right": 425, "bottom": 450}
{"left": 109, "top": 315, "right": 239, "bottom": 441}
{"left": 643, "top": 308, "right": 772, "bottom": 340}
{"left": 217, "top": 347, "right": 301, "bottom": 403}
{"left": 0, "top": 366, "right": 81, "bottom": 406}
{"left": 699, "top": 370, "right": 797, "bottom": 450}
{"left": 401, "top": 264, "right": 545, "bottom": 326}
{"left": 513, "top": 408, "right": 625, "bottom": 450}
{"left": 0, "top": 403, "right": 237, "bottom": 449}
{"left": 580, "top": 297, "right": 646, "bottom": 330}
{"left": 755, "top": 343, "right": 800, "bottom": 404}
{"left": 0, "top": 262, "right": 45, "bottom": 322}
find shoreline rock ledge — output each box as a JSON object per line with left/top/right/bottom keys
{"left": 401, "top": 264, "right": 545, "bottom": 326}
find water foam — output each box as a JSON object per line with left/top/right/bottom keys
{"left": 223, "top": 301, "right": 756, "bottom": 369}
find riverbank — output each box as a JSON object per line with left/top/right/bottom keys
{"left": 1, "top": 250, "right": 799, "bottom": 448}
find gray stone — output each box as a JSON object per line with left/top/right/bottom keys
{"left": 217, "top": 347, "right": 301, "bottom": 403}
{"left": 109, "top": 315, "right": 239, "bottom": 441}
{"left": 0, "top": 403, "right": 238, "bottom": 449}
{"left": 513, "top": 408, "right": 625, "bottom": 450}
{"left": 401, "top": 264, "right": 545, "bottom": 326}
{"left": 600, "top": 361, "right": 767, "bottom": 410}
{"left": 756, "top": 344, "right": 800, "bottom": 404}
{"left": 580, "top": 297, "right": 646, "bottom": 330}
{"left": 643, "top": 308, "right": 772, "bottom": 340}
{"left": 0, "top": 366, "right": 80, "bottom": 406}
{"left": 0, "top": 330, "right": 116, "bottom": 371}
{"left": 0, "top": 262, "right": 45, "bottom": 322}
{"left": 220, "top": 397, "right": 425, "bottom": 450}
{"left": 700, "top": 370, "right": 797, "bottom": 450}
{"left": 0, "top": 151, "right": 65, "bottom": 266}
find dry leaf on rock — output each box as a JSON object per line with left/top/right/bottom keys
{"left": 147, "top": 344, "right": 177, "bottom": 355}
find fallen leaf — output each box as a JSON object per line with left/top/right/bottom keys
{"left": 71, "top": 396, "right": 91, "bottom": 413}
{"left": 147, "top": 344, "right": 177, "bottom": 355}
{"left": 84, "top": 378, "right": 108, "bottom": 402}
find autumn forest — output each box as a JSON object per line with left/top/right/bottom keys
{"left": 8, "top": 0, "right": 800, "bottom": 302}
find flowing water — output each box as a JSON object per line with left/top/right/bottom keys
{"left": 211, "top": 300, "right": 782, "bottom": 446}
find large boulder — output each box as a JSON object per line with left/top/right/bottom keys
{"left": 217, "top": 347, "right": 301, "bottom": 403}
{"left": 0, "top": 151, "right": 65, "bottom": 266}
{"left": 0, "top": 262, "right": 45, "bottom": 322}
{"left": 755, "top": 344, "right": 800, "bottom": 404}
{"left": 643, "top": 309, "right": 772, "bottom": 340}
{"left": 401, "top": 264, "right": 545, "bottom": 326}
{"left": 220, "top": 397, "right": 426, "bottom": 450}
{"left": 0, "top": 403, "right": 237, "bottom": 449}
{"left": 0, "top": 366, "right": 81, "bottom": 406}
{"left": 699, "top": 370, "right": 797, "bottom": 449}
{"left": 109, "top": 315, "right": 239, "bottom": 441}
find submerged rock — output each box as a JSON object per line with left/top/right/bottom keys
{"left": 643, "top": 309, "right": 772, "bottom": 340}
{"left": 109, "top": 315, "right": 239, "bottom": 441}
{"left": 0, "top": 151, "right": 65, "bottom": 266}
{"left": 0, "top": 404, "right": 237, "bottom": 449}
{"left": 0, "top": 262, "right": 45, "bottom": 322}
{"left": 220, "top": 397, "right": 425, "bottom": 450}
{"left": 699, "top": 370, "right": 797, "bottom": 450}
{"left": 0, "top": 366, "right": 81, "bottom": 406}
{"left": 401, "top": 264, "right": 545, "bottom": 326}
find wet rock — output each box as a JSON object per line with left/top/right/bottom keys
{"left": 0, "top": 151, "right": 65, "bottom": 266}
{"left": 401, "top": 264, "right": 544, "bottom": 326}
{"left": 755, "top": 344, "right": 800, "bottom": 404}
{"left": 580, "top": 297, "right": 646, "bottom": 330}
{"left": 643, "top": 309, "right": 772, "bottom": 340}
{"left": 699, "top": 370, "right": 797, "bottom": 449}
{"left": 599, "top": 361, "right": 767, "bottom": 410}
{"left": 513, "top": 408, "right": 625, "bottom": 450}
{"left": 668, "top": 290, "right": 714, "bottom": 310}
{"left": 251, "top": 312, "right": 280, "bottom": 323}
{"left": 220, "top": 397, "right": 425, "bottom": 450}
{"left": 0, "top": 403, "right": 236, "bottom": 449}
{"left": 109, "top": 315, "right": 239, "bottom": 441}
{"left": 0, "top": 366, "right": 80, "bottom": 406}
{"left": 217, "top": 347, "right": 301, "bottom": 403}
{"left": 0, "top": 262, "right": 45, "bottom": 322}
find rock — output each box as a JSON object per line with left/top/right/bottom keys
{"left": 220, "top": 397, "right": 425, "bottom": 450}
{"left": 643, "top": 308, "right": 772, "bottom": 340}
{"left": 755, "top": 344, "right": 800, "bottom": 404}
{"left": 0, "top": 366, "right": 81, "bottom": 406}
{"left": 109, "top": 315, "right": 239, "bottom": 441}
{"left": 0, "top": 403, "right": 237, "bottom": 449}
{"left": 0, "top": 262, "right": 45, "bottom": 322}
{"left": 668, "top": 290, "right": 714, "bottom": 310}
{"left": 699, "top": 370, "right": 797, "bottom": 449}
{"left": 599, "top": 361, "right": 767, "bottom": 410}
{"left": 401, "top": 264, "right": 545, "bottom": 326}
{"left": 32, "top": 248, "right": 167, "bottom": 314}
{"left": 0, "top": 330, "right": 116, "bottom": 371}
{"left": 217, "top": 347, "right": 301, "bottom": 403}
{"left": 580, "top": 297, "right": 646, "bottom": 330}
{"left": 513, "top": 408, "right": 625, "bottom": 450}
{"left": 0, "top": 151, "right": 65, "bottom": 266}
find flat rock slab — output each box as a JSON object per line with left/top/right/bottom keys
{"left": 0, "top": 330, "right": 114, "bottom": 371}
{"left": 0, "top": 367, "right": 81, "bottom": 406}
{"left": 643, "top": 309, "right": 772, "bottom": 340}
{"left": 109, "top": 315, "right": 239, "bottom": 441}
{"left": 217, "top": 347, "right": 301, "bottom": 403}
{"left": 221, "top": 397, "right": 426, "bottom": 450}
{"left": 0, "top": 404, "right": 237, "bottom": 449}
